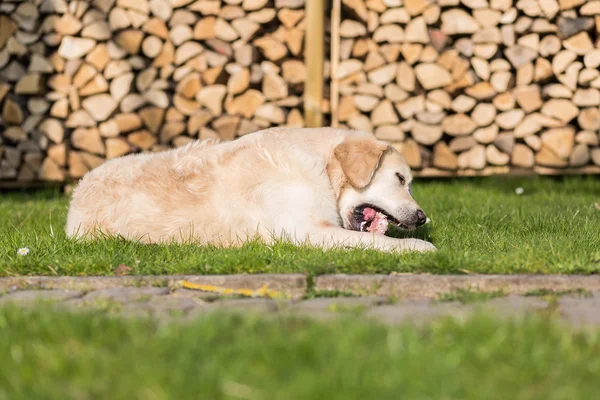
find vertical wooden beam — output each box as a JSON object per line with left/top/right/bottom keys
{"left": 304, "top": 0, "right": 324, "bottom": 127}
{"left": 330, "top": 0, "right": 341, "bottom": 127}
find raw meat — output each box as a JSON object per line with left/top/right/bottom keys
{"left": 362, "top": 207, "right": 389, "bottom": 235}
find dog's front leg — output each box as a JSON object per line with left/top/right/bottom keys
{"left": 300, "top": 226, "right": 436, "bottom": 253}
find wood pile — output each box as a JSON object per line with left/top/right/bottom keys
{"left": 0, "top": 0, "right": 316, "bottom": 183}
{"left": 333, "top": 0, "right": 600, "bottom": 174}
{"left": 1, "top": 0, "right": 599, "bottom": 185}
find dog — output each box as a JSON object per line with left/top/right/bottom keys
{"left": 66, "top": 127, "right": 436, "bottom": 253}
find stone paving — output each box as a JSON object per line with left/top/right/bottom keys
{"left": 1, "top": 274, "right": 600, "bottom": 327}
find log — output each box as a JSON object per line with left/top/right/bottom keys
{"left": 353, "top": 94, "right": 379, "bottom": 111}
{"left": 72, "top": 128, "right": 105, "bottom": 155}
{"left": 578, "top": 108, "right": 600, "bottom": 131}
{"left": 458, "top": 145, "right": 486, "bottom": 170}
{"left": 160, "top": 122, "right": 186, "bottom": 143}
{"left": 541, "top": 127, "right": 575, "bottom": 159}
{"left": 82, "top": 94, "right": 118, "bottom": 121}
{"left": 441, "top": 9, "right": 479, "bottom": 34}
{"left": 405, "top": 17, "right": 429, "bottom": 43}
{"left": 187, "top": 110, "right": 213, "bottom": 135}
{"left": 563, "top": 32, "right": 593, "bottom": 55}
{"left": 414, "top": 63, "right": 452, "bottom": 89}
{"left": 591, "top": 148, "right": 600, "bottom": 166}
{"left": 486, "top": 144, "right": 510, "bottom": 165}
{"left": 576, "top": 131, "right": 599, "bottom": 146}
{"left": 452, "top": 95, "right": 476, "bottom": 113}
{"left": 340, "top": 20, "right": 366, "bottom": 38}
{"left": 39, "top": 158, "right": 64, "bottom": 181}
{"left": 514, "top": 85, "right": 542, "bottom": 112}
{"left": 541, "top": 99, "right": 578, "bottom": 123}
{"left": 365, "top": 63, "right": 396, "bottom": 86}
{"left": 227, "top": 68, "right": 250, "bottom": 95}
{"left": 2, "top": 97, "right": 24, "bottom": 124}
{"left": 474, "top": 124, "right": 499, "bottom": 144}
{"left": 401, "top": 139, "right": 422, "bottom": 169}
{"left": 412, "top": 121, "right": 443, "bottom": 145}
{"left": 465, "top": 82, "right": 496, "bottom": 100}
{"left": 433, "top": 142, "right": 458, "bottom": 170}
{"left": 196, "top": 85, "right": 227, "bottom": 115}
{"left": 226, "top": 89, "right": 266, "bottom": 118}
{"left": 371, "top": 100, "right": 398, "bottom": 126}
{"left": 569, "top": 144, "right": 590, "bottom": 167}
{"left": 395, "top": 95, "right": 424, "bottom": 119}
{"left": 286, "top": 108, "right": 304, "bottom": 127}
{"left": 495, "top": 109, "right": 525, "bottom": 130}
{"left": 396, "top": 62, "right": 415, "bottom": 92}
{"left": 263, "top": 72, "right": 288, "bottom": 100}
{"left": 38, "top": 118, "right": 64, "bottom": 144}
{"left": 106, "top": 138, "right": 132, "bottom": 159}
{"left": 471, "top": 103, "right": 496, "bottom": 126}
{"left": 278, "top": 8, "right": 304, "bottom": 28}
{"left": 494, "top": 131, "right": 515, "bottom": 154}
{"left": 512, "top": 143, "right": 535, "bottom": 167}
{"left": 442, "top": 113, "right": 477, "bottom": 136}
{"left": 212, "top": 115, "right": 240, "bottom": 140}
{"left": 139, "top": 107, "right": 165, "bottom": 134}
{"left": 573, "top": 88, "right": 600, "bottom": 107}
{"left": 374, "top": 125, "right": 404, "bottom": 141}
{"left": 535, "top": 146, "right": 568, "bottom": 167}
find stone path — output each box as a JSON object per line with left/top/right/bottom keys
{"left": 2, "top": 274, "right": 600, "bottom": 327}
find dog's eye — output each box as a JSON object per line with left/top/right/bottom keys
{"left": 396, "top": 173, "right": 405, "bottom": 186}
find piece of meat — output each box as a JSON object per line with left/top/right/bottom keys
{"left": 367, "top": 212, "right": 388, "bottom": 234}
{"left": 362, "top": 207, "right": 388, "bottom": 235}
{"left": 362, "top": 207, "right": 377, "bottom": 221}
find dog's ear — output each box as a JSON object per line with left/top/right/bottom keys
{"left": 334, "top": 139, "right": 388, "bottom": 189}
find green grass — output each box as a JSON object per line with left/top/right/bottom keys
{"left": 437, "top": 288, "right": 506, "bottom": 304}
{"left": 1, "top": 176, "right": 599, "bottom": 276}
{"left": 525, "top": 288, "right": 593, "bottom": 298}
{"left": 1, "top": 307, "right": 600, "bottom": 399}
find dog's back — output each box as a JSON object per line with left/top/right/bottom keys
{"left": 66, "top": 128, "right": 346, "bottom": 245}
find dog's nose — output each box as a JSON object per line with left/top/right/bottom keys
{"left": 416, "top": 209, "right": 427, "bottom": 226}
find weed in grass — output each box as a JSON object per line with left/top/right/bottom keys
{"left": 524, "top": 288, "right": 593, "bottom": 305}
{"left": 325, "top": 303, "right": 367, "bottom": 314}
{"left": 524, "top": 288, "right": 592, "bottom": 298}
{"left": 437, "top": 288, "right": 506, "bottom": 304}
{"left": 302, "top": 289, "right": 358, "bottom": 300}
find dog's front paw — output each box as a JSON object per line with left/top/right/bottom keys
{"left": 404, "top": 238, "right": 436, "bottom": 253}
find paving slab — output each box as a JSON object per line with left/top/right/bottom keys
{"left": 365, "top": 300, "right": 470, "bottom": 326}
{"left": 289, "top": 297, "right": 386, "bottom": 313}
{"left": 2, "top": 275, "right": 600, "bottom": 327}
{"left": 557, "top": 291, "right": 600, "bottom": 328}
{"left": 0, "top": 289, "right": 83, "bottom": 305}
{"left": 314, "top": 274, "right": 600, "bottom": 298}
{"left": 0, "top": 274, "right": 308, "bottom": 300}
{"left": 211, "top": 299, "right": 282, "bottom": 313}
{"left": 473, "top": 295, "right": 550, "bottom": 317}
{"left": 121, "top": 296, "right": 208, "bottom": 319}
{"left": 80, "top": 287, "right": 169, "bottom": 302}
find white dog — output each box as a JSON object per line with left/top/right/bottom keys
{"left": 66, "top": 127, "right": 435, "bottom": 253}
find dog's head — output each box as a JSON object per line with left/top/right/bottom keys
{"left": 328, "top": 136, "right": 427, "bottom": 234}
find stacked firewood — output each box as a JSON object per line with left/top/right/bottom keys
{"left": 335, "top": 0, "right": 600, "bottom": 173}
{"left": 1, "top": 0, "right": 599, "bottom": 184}
{"left": 0, "top": 0, "right": 311, "bottom": 182}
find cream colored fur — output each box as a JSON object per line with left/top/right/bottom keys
{"left": 66, "top": 128, "right": 435, "bottom": 253}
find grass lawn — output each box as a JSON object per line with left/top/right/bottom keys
{"left": 1, "top": 307, "right": 599, "bottom": 399}
{"left": 1, "top": 176, "right": 599, "bottom": 276}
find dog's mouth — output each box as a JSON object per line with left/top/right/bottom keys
{"left": 351, "top": 204, "right": 406, "bottom": 235}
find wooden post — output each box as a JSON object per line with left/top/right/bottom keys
{"left": 304, "top": 0, "right": 324, "bottom": 127}
{"left": 330, "top": 0, "right": 341, "bottom": 127}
